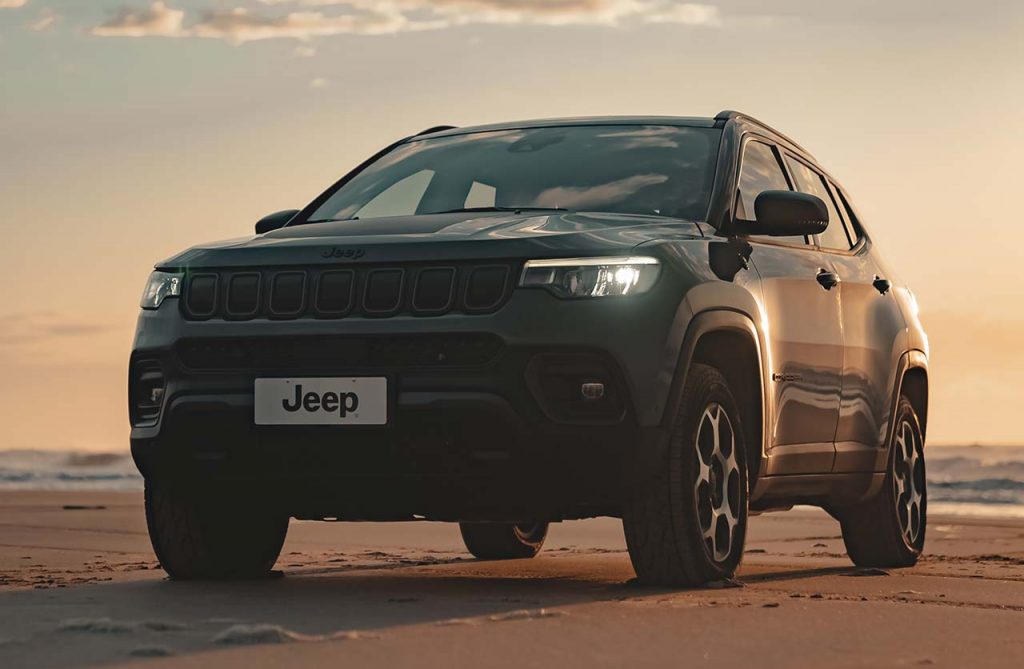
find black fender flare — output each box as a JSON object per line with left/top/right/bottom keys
{"left": 659, "top": 308, "right": 770, "bottom": 483}
{"left": 877, "top": 350, "right": 929, "bottom": 468}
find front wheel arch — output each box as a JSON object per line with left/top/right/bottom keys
{"left": 665, "top": 310, "right": 767, "bottom": 488}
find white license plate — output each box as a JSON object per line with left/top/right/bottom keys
{"left": 254, "top": 377, "right": 387, "bottom": 426}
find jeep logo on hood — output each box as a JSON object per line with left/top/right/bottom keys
{"left": 322, "top": 247, "right": 366, "bottom": 260}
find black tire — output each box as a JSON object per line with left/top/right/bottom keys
{"left": 145, "top": 481, "right": 289, "bottom": 580}
{"left": 623, "top": 363, "right": 749, "bottom": 586}
{"left": 838, "top": 396, "right": 926, "bottom": 568}
{"left": 459, "top": 522, "right": 548, "bottom": 560}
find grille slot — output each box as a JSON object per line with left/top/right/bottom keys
{"left": 465, "top": 265, "right": 510, "bottom": 312}
{"left": 185, "top": 274, "right": 218, "bottom": 318}
{"left": 315, "top": 270, "right": 355, "bottom": 316}
{"left": 413, "top": 267, "right": 455, "bottom": 314}
{"left": 364, "top": 269, "right": 404, "bottom": 315}
{"left": 180, "top": 262, "right": 516, "bottom": 320}
{"left": 226, "top": 272, "right": 261, "bottom": 318}
{"left": 269, "top": 272, "right": 306, "bottom": 317}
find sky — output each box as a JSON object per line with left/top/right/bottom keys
{"left": 1, "top": 0, "right": 1022, "bottom": 452}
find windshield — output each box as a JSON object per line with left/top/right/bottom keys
{"left": 305, "top": 125, "right": 721, "bottom": 224}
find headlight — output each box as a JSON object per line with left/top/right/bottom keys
{"left": 520, "top": 256, "right": 661, "bottom": 298}
{"left": 140, "top": 271, "right": 183, "bottom": 309}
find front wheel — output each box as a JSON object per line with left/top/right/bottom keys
{"left": 623, "top": 363, "right": 749, "bottom": 586}
{"left": 145, "top": 482, "right": 289, "bottom": 580}
{"left": 459, "top": 522, "right": 548, "bottom": 560}
{"left": 838, "top": 396, "right": 927, "bottom": 568}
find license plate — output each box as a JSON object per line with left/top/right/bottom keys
{"left": 254, "top": 377, "right": 387, "bottom": 426}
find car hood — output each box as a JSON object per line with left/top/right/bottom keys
{"left": 157, "top": 211, "right": 704, "bottom": 269}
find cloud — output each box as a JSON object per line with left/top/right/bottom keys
{"left": 265, "top": 1, "right": 723, "bottom": 27}
{"left": 90, "top": 1, "right": 722, "bottom": 43}
{"left": 28, "top": 8, "right": 58, "bottom": 32}
{"left": 190, "top": 7, "right": 428, "bottom": 42}
{"left": 349, "top": 1, "right": 661, "bottom": 26}
{"left": 0, "top": 0, "right": 27, "bottom": 8}
{"left": 309, "top": 76, "right": 328, "bottom": 87}
{"left": 91, "top": 1, "right": 184, "bottom": 37}
{"left": 645, "top": 2, "right": 720, "bottom": 25}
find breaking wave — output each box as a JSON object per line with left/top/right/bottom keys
{"left": 0, "top": 450, "right": 142, "bottom": 491}
{"left": 927, "top": 446, "right": 1024, "bottom": 510}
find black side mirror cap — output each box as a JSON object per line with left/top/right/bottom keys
{"left": 735, "top": 191, "right": 829, "bottom": 237}
{"left": 255, "top": 209, "right": 300, "bottom": 234}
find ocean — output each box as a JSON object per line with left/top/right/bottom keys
{"left": 2, "top": 446, "right": 1023, "bottom": 518}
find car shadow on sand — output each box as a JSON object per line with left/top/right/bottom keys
{"left": 0, "top": 554, "right": 862, "bottom": 668}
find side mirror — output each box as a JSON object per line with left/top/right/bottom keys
{"left": 255, "top": 209, "right": 300, "bottom": 234}
{"left": 738, "top": 191, "right": 829, "bottom": 237}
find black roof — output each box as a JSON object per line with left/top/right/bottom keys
{"left": 413, "top": 115, "right": 717, "bottom": 140}
{"left": 413, "top": 110, "right": 810, "bottom": 156}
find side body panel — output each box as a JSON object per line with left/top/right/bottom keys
{"left": 748, "top": 245, "right": 843, "bottom": 474}
{"left": 829, "top": 244, "right": 908, "bottom": 472}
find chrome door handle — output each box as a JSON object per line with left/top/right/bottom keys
{"left": 816, "top": 269, "right": 840, "bottom": 291}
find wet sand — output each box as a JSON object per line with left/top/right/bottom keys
{"left": 1, "top": 490, "right": 1023, "bottom": 668}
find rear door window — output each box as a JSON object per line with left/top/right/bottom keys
{"left": 783, "top": 156, "right": 853, "bottom": 251}
{"left": 738, "top": 140, "right": 807, "bottom": 245}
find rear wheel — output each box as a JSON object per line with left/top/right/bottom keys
{"left": 145, "top": 481, "right": 289, "bottom": 580}
{"left": 459, "top": 522, "right": 548, "bottom": 560}
{"left": 838, "top": 396, "right": 927, "bottom": 568}
{"left": 623, "top": 363, "right": 749, "bottom": 586}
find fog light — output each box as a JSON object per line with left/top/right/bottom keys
{"left": 130, "top": 360, "right": 165, "bottom": 428}
{"left": 525, "top": 353, "right": 625, "bottom": 423}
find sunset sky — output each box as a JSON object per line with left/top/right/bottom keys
{"left": 1, "top": 0, "right": 1022, "bottom": 452}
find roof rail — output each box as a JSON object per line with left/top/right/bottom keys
{"left": 713, "top": 110, "right": 742, "bottom": 126}
{"left": 712, "top": 110, "right": 809, "bottom": 155}
{"left": 414, "top": 125, "right": 457, "bottom": 137}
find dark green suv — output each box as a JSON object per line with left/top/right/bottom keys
{"left": 131, "top": 111, "right": 929, "bottom": 585}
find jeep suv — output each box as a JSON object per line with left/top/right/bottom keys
{"left": 130, "top": 111, "right": 929, "bottom": 585}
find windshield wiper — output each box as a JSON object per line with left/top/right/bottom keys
{"left": 427, "top": 206, "right": 568, "bottom": 215}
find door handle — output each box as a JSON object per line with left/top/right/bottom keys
{"left": 873, "top": 275, "right": 892, "bottom": 295}
{"left": 816, "top": 268, "right": 840, "bottom": 291}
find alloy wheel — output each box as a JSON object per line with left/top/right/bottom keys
{"left": 694, "top": 403, "right": 741, "bottom": 562}
{"left": 893, "top": 419, "right": 926, "bottom": 546}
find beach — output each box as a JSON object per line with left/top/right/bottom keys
{"left": 1, "top": 490, "right": 1023, "bottom": 668}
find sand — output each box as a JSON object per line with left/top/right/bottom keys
{"left": 1, "top": 490, "right": 1022, "bottom": 668}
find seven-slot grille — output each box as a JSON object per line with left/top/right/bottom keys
{"left": 181, "top": 263, "right": 515, "bottom": 321}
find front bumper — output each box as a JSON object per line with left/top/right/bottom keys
{"left": 129, "top": 283, "right": 688, "bottom": 519}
